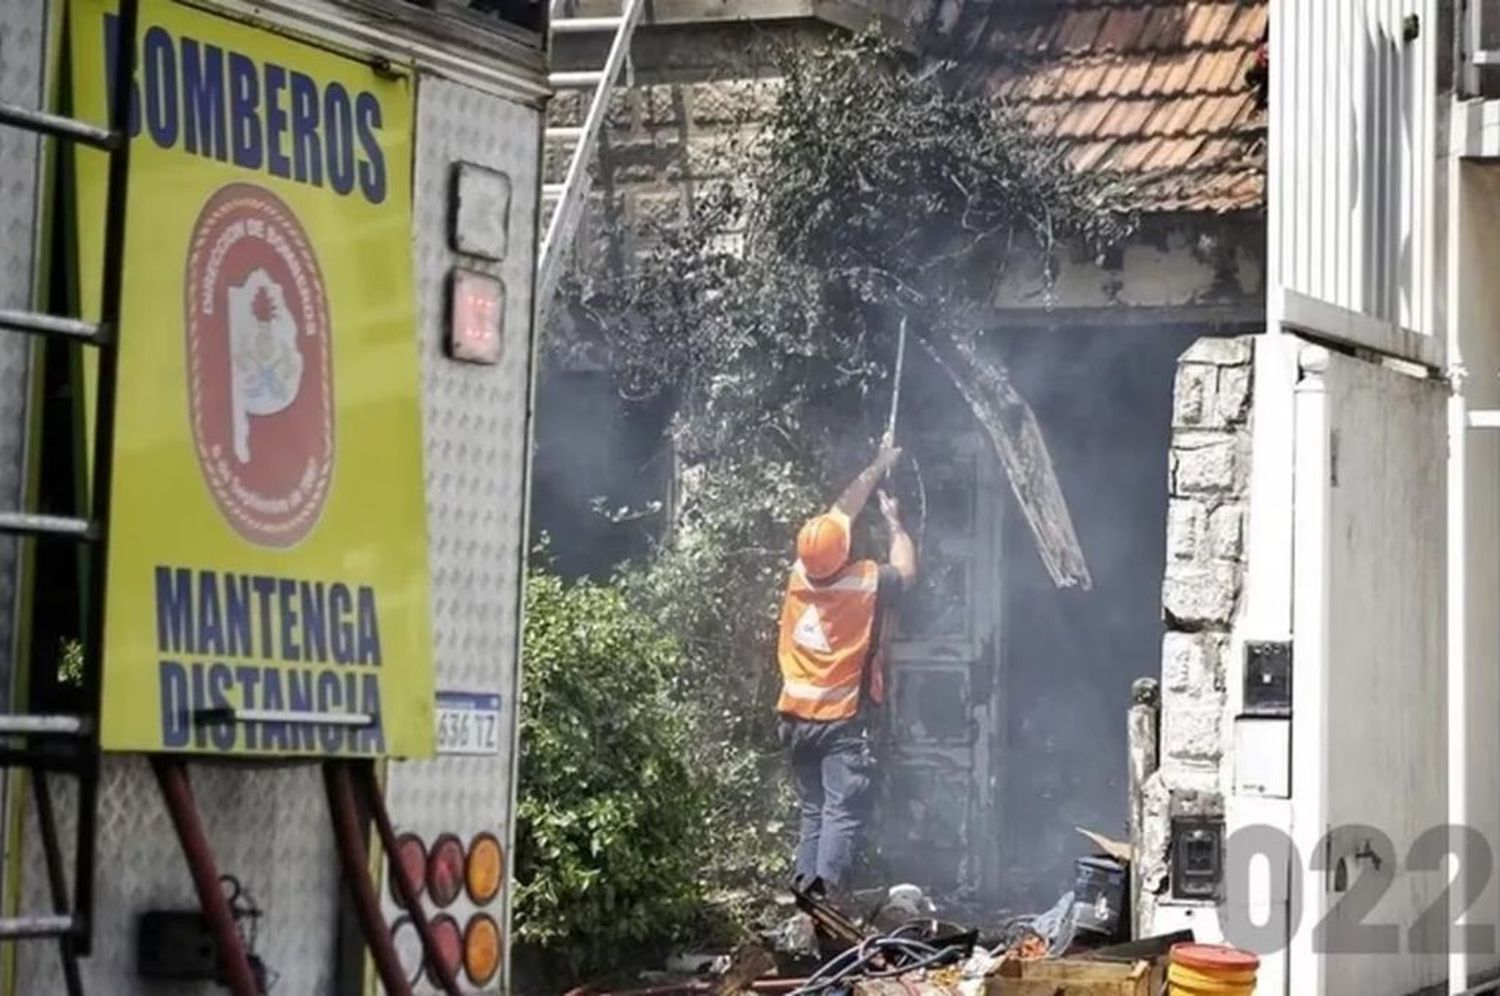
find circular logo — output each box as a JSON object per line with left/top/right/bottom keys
{"left": 185, "top": 183, "right": 334, "bottom": 548}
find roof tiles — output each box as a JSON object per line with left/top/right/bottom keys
{"left": 983, "top": 0, "right": 1267, "bottom": 212}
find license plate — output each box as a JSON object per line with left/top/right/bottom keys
{"left": 434, "top": 691, "right": 502, "bottom": 756}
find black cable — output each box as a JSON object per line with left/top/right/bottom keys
{"left": 789, "top": 932, "right": 966, "bottom": 996}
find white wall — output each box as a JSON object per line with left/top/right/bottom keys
{"left": 1451, "top": 161, "right": 1500, "bottom": 981}
{"left": 1292, "top": 347, "right": 1447, "bottom": 996}
{"left": 1269, "top": 0, "right": 1437, "bottom": 334}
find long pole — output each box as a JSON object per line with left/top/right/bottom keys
{"left": 885, "top": 314, "right": 907, "bottom": 447}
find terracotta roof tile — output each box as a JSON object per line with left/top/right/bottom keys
{"left": 1138, "top": 6, "right": 1186, "bottom": 50}
{"left": 1229, "top": 4, "right": 1270, "bottom": 43}
{"left": 1057, "top": 8, "right": 1109, "bottom": 51}
{"left": 1097, "top": 7, "right": 1150, "bottom": 50}
{"left": 980, "top": 0, "right": 1267, "bottom": 213}
{"left": 1184, "top": 3, "right": 1237, "bottom": 47}
{"left": 1156, "top": 50, "right": 1202, "bottom": 93}
{"left": 1069, "top": 139, "right": 1117, "bottom": 171}
{"left": 1101, "top": 98, "right": 1157, "bottom": 137}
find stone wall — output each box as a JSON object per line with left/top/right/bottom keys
{"left": 547, "top": 72, "right": 784, "bottom": 276}
{"left": 1137, "top": 334, "right": 1255, "bottom": 927}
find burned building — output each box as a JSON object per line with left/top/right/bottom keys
{"left": 532, "top": 0, "right": 1266, "bottom": 912}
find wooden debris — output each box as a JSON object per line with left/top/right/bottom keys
{"left": 1075, "top": 828, "right": 1133, "bottom": 865}
{"left": 714, "top": 944, "right": 777, "bottom": 996}
{"left": 919, "top": 326, "right": 1092, "bottom": 590}
{"left": 989, "top": 956, "right": 1153, "bottom": 996}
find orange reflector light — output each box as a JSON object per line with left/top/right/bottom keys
{"left": 390, "top": 833, "right": 427, "bottom": 907}
{"left": 428, "top": 913, "right": 463, "bottom": 988}
{"left": 427, "top": 833, "right": 465, "bottom": 908}
{"left": 464, "top": 913, "right": 503, "bottom": 986}
{"left": 466, "top": 832, "right": 504, "bottom": 905}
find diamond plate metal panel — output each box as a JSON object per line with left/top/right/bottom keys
{"left": 1, "top": 2, "right": 53, "bottom": 984}
{"left": 0, "top": 0, "right": 49, "bottom": 716}
{"left": 376, "top": 76, "right": 540, "bottom": 995}
{"left": 18, "top": 758, "right": 341, "bottom": 994}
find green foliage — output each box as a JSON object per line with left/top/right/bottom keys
{"left": 515, "top": 571, "right": 719, "bottom": 978}
{"left": 756, "top": 31, "right": 1135, "bottom": 304}
{"left": 577, "top": 31, "right": 1135, "bottom": 424}
{"left": 57, "top": 638, "right": 83, "bottom": 687}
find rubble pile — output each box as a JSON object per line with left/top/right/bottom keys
{"left": 570, "top": 832, "right": 1194, "bottom": 996}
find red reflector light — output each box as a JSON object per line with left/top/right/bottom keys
{"left": 389, "top": 833, "right": 427, "bottom": 907}
{"left": 448, "top": 268, "right": 504, "bottom": 365}
{"left": 428, "top": 913, "right": 463, "bottom": 987}
{"left": 427, "top": 833, "right": 465, "bottom": 908}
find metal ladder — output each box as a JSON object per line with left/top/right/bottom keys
{"left": 537, "top": 0, "right": 646, "bottom": 307}
{"left": 0, "top": 0, "right": 139, "bottom": 992}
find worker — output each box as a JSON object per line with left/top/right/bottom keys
{"left": 777, "top": 440, "right": 916, "bottom": 901}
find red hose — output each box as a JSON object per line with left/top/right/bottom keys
{"left": 324, "top": 762, "right": 414, "bottom": 996}
{"left": 150, "top": 757, "right": 262, "bottom": 996}
{"left": 355, "top": 761, "right": 465, "bottom": 996}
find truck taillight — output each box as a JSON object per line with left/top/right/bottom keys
{"left": 465, "top": 832, "right": 504, "bottom": 905}
{"left": 428, "top": 914, "right": 463, "bottom": 987}
{"left": 464, "top": 913, "right": 502, "bottom": 986}
{"left": 448, "top": 268, "right": 504, "bottom": 365}
{"left": 391, "top": 833, "right": 428, "bottom": 907}
{"left": 427, "top": 834, "right": 466, "bottom": 908}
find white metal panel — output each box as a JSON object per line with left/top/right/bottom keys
{"left": 1445, "top": 161, "right": 1500, "bottom": 989}
{"left": 375, "top": 74, "right": 541, "bottom": 996}
{"left": 1269, "top": 0, "right": 1438, "bottom": 335}
{"left": 1290, "top": 346, "right": 1447, "bottom": 996}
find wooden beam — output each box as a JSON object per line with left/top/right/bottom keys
{"left": 920, "top": 327, "right": 1092, "bottom": 591}
{"left": 982, "top": 303, "right": 1264, "bottom": 332}
{"left": 556, "top": 0, "right": 915, "bottom": 47}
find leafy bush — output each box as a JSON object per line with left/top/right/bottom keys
{"left": 514, "top": 571, "right": 718, "bottom": 979}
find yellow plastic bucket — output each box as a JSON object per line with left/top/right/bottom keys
{"left": 1167, "top": 943, "right": 1259, "bottom": 995}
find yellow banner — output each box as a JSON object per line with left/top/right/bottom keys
{"left": 71, "top": 0, "right": 435, "bottom": 758}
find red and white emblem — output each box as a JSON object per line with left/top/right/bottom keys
{"left": 185, "top": 183, "right": 334, "bottom": 548}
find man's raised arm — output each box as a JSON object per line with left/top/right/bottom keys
{"left": 878, "top": 490, "right": 916, "bottom": 585}
{"left": 833, "top": 442, "right": 902, "bottom": 520}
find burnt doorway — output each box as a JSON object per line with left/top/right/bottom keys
{"left": 871, "top": 323, "right": 1211, "bottom": 913}
{"left": 874, "top": 350, "right": 1006, "bottom": 901}
{"left": 995, "top": 324, "right": 1206, "bottom": 909}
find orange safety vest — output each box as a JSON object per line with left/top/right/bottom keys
{"left": 776, "top": 559, "right": 885, "bottom": 721}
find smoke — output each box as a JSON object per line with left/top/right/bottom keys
{"left": 993, "top": 322, "right": 1203, "bottom": 908}
{"left": 530, "top": 369, "right": 673, "bottom": 580}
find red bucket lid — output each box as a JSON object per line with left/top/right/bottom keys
{"left": 1170, "top": 943, "right": 1260, "bottom": 971}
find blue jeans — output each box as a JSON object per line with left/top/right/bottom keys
{"left": 779, "top": 716, "right": 874, "bottom": 890}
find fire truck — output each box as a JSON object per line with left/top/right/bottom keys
{"left": 0, "top": 0, "right": 623, "bottom": 991}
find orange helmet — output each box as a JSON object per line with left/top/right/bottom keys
{"left": 797, "top": 513, "right": 851, "bottom": 581}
